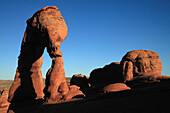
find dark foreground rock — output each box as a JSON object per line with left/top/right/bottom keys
{"left": 70, "top": 74, "right": 89, "bottom": 89}
{"left": 6, "top": 79, "right": 170, "bottom": 113}
{"left": 89, "top": 62, "right": 123, "bottom": 87}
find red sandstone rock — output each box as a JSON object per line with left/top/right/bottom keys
{"left": 0, "top": 88, "right": 10, "bottom": 109}
{"left": 8, "top": 6, "right": 68, "bottom": 103}
{"left": 122, "top": 61, "right": 133, "bottom": 82}
{"left": 58, "top": 82, "right": 69, "bottom": 95}
{"left": 58, "top": 85, "right": 85, "bottom": 101}
{"left": 70, "top": 74, "right": 89, "bottom": 89}
{"left": 44, "top": 57, "right": 69, "bottom": 103}
{"left": 63, "top": 90, "right": 85, "bottom": 100}
{"left": 121, "top": 50, "right": 162, "bottom": 82}
{"left": 89, "top": 62, "right": 123, "bottom": 87}
{"left": 69, "top": 85, "right": 80, "bottom": 91}
{"left": 103, "top": 83, "right": 131, "bottom": 93}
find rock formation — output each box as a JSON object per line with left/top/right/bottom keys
{"left": 63, "top": 85, "right": 85, "bottom": 100}
{"left": 8, "top": 6, "right": 68, "bottom": 103}
{"left": 89, "top": 62, "right": 123, "bottom": 87}
{"left": 68, "top": 85, "right": 81, "bottom": 91}
{"left": 70, "top": 74, "right": 89, "bottom": 89}
{"left": 5, "top": 47, "right": 170, "bottom": 112}
{"left": 103, "top": 83, "right": 131, "bottom": 93}
{"left": 0, "top": 88, "right": 10, "bottom": 109}
{"left": 120, "top": 50, "right": 162, "bottom": 82}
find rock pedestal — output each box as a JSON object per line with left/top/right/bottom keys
{"left": 44, "top": 57, "right": 69, "bottom": 102}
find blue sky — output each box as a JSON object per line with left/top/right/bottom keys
{"left": 0, "top": 0, "right": 170, "bottom": 80}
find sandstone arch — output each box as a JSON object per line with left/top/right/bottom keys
{"left": 8, "top": 6, "right": 68, "bottom": 103}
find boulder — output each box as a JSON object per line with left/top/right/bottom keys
{"left": 63, "top": 90, "right": 85, "bottom": 100}
{"left": 103, "top": 83, "right": 131, "bottom": 93}
{"left": 70, "top": 74, "right": 89, "bottom": 89}
{"left": 121, "top": 50, "right": 162, "bottom": 82}
{"left": 89, "top": 62, "right": 123, "bottom": 87}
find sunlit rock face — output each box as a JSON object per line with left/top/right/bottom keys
{"left": 103, "top": 83, "right": 131, "bottom": 93}
{"left": 0, "top": 88, "right": 10, "bottom": 109}
{"left": 8, "top": 6, "right": 69, "bottom": 103}
{"left": 120, "top": 50, "right": 162, "bottom": 82}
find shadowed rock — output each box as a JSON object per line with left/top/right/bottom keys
{"left": 8, "top": 6, "right": 68, "bottom": 103}
{"left": 32, "top": 79, "right": 170, "bottom": 113}
{"left": 89, "top": 62, "right": 123, "bottom": 87}
{"left": 70, "top": 74, "right": 89, "bottom": 89}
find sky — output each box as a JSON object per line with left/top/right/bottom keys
{"left": 0, "top": 0, "right": 170, "bottom": 80}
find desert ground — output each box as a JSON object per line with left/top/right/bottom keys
{"left": 1, "top": 77, "right": 170, "bottom": 113}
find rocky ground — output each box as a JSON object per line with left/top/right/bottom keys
{"left": 0, "top": 78, "right": 170, "bottom": 113}
{"left": 33, "top": 79, "right": 170, "bottom": 113}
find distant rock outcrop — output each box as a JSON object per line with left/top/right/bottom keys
{"left": 89, "top": 62, "right": 123, "bottom": 87}
{"left": 120, "top": 50, "right": 162, "bottom": 82}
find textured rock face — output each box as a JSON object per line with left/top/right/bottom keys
{"left": 0, "top": 88, "right": 10, "bottom": 109}
{"left": 68, "top": 85, "right": 80, "bottom": 91}
{"left": 103, "top": 83, "right": 131, "bottom": 93}
{"left": 89, "top": 62, "right": 123, "bottom": 87}
{"left": 70, "top": 74, "right": 89, "bottom": 89}
{"left": 8, "top": 6, "right": 68, "bottom": 103}
{"left": 26, "top": 6, "right": 68, "bottom": 58}
{"left": 121, "top": 50, "right": 162, "bottom": 82}
{"left": 44, "top": 57, "right": 69, "bottom": 103}
{"left": 63, "top": 85, "right": 85, "bottom": 100}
